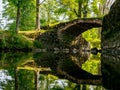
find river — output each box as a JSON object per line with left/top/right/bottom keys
{"left": 1, "top": 49, "right": 118, "bottom": 90}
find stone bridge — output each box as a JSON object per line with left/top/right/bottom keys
{"left": 57, "top": 18, "right": 102, "bottom": 46}
{"left": 57, "top": 18, "right": 102, "bottom": 40}
{"left": 37, "top": 18, "right": 102, "bottom": 50}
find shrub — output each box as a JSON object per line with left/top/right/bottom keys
{"left": 0, "top": 31, "right": 33, "bottom": 50}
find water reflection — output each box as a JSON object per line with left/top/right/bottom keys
{"left": 34, "top": 52, "right": 101, "bottom": 84}
{"left": 0, "top": 51, "right": 106, "bottom": 90}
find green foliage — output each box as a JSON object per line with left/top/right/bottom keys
{"left": 2, "top": 0, "right": 109, "bottom": 30}
{"left": 0, "top": 31, "right": 33, "bottom": 50}
{"left": 82, "top": 28, "right": 101, "bottom": 48}
{"left": 76, "top": 0, "right": 84, "bottom": 3}
{"left": 19, "top": 0, "right": 36, "bottom": 30}
{"left": 18, "top": 70, "right": 35, "bottom": 90}
{"left": 40, "top": 0, "right": 63, "bottom": 26}
{"left": 90, "top": 0, "right": 104, "bottom": 16}
{"left": 57, "top": 0, "right": 78, "bottom": 19}
{"left": 82, "top": 54, "right": 101, "bottom": 75}
{"left": 90, "top": 0, "right": 114, "bottom": 17}
{"left": 3, "top": 0, "right": 36, "bottom": 31}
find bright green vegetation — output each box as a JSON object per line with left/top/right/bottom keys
{"left": 82, "top": 53, "right": 101, "bottom": 75}
{"left": 0, "top": 30, "right": 42, "bottom": 50}
{"left": 0, "top": 1, "right": 115, "bottom": 90}
{"left": 82, "top": 28, "right": 101, "bottom": 48}
{"left": 1, "top": 0, "right": 112, "bottom": 31}
{"left": 0, "top": 0, "right": 113, "bottom": 50}
{"left": 82, "top": 28, "right": 101, "bottom": 76}
{"left": 17, "top": 70, "right": 35, "bottom": 90}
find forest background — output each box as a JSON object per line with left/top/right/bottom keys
{"left": 0, "top": 0, "right": 114, "bottom": 49}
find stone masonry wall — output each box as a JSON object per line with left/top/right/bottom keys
{"left": 101, "top": 0, "right": 120, "bottom": 50}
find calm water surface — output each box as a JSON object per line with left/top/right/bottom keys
{"left": 0, "top": 50, "right": 119, "bottom": 90}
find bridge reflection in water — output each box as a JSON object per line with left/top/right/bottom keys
{"left": 34, "top": 51, "right": 102, "bottom": 83}
{"left": 12, "top": 50, "right": 102, "bottom": 90}
{"left": 1, "top": 50, "right": 120, "bottom": 90}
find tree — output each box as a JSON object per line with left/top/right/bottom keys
{"left": 15, "top": 0, "right": 21, "bottom": 34}
{"left": 90, "top": 0, "right": 115, "bottom": 17}
{"left": 35, "top": 0, "right": 46, "bottom": 30}
{"left": 4, "top": 0, "right": 23, "bottom": 33}
{"left": 57, "top": 0, "right": 78, "bottom": 20}
{"left": 57, "top": 0, "right": 89, "bottom": 19}
{"left": 40, "top": 0, "right": 62, "bottom": 26}
{"left": 74, "top": 0, "right": 89, "bottom": 18}
{"left": 2, "top": 0, "right": 113, "bottom": 32}
{"left": 3, "top": 0, "right": 36, "bottom": 31}
{"left": 19, "top": 0, "right": 36, "bottom": 30}
{"left": 75, "top": 0, "right": 83, "bottom": 18}
{"left": 2, "top": 0, "right": 21, "bottom": 33}
{"left": 35, "top": 0, "right": 40, "bottom": 30}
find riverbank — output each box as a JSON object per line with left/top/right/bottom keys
{"left": 0, "top": 30, "right": 42, "bottom": 51}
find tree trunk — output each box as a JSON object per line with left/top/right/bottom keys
{"left": 35, "top": 0, "right": 40, "bottom": 30}
{"left": 47, "top": 0, "right": 50, "bottom": 27}
{"left": 34, "top": 70, "right": 40, "bottom": 90}
{"left": 83, "top": 5, "right": 88, "bottom": 18}
{"left": 78, "top": 2, "right": 82, "bottom": 18}
{"left": 15, "top": 68, "right": 19, "bottom": 90}
{"left": 15, "top": 0, "right": 21, "bottom": 34}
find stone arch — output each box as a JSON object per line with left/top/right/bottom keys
{"left": 57, "top": 18, "right": 102, "bottom": 49}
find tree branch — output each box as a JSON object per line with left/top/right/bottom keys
{"left": 74, "top": 9, "right": 78, "bottom": 17}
